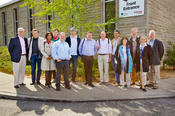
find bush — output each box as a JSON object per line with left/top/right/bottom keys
{"left": 0, "top": 46, "right": 31, "bottom": 75}
{"left": 0, "top": 46, "right": 115, "bottom": 82}
{"left": 163, "top": 41, "right": 175, "bottom": 69}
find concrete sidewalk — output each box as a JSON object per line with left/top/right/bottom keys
{"left": 0, "top": 72, "right": 175, "bottom": 102}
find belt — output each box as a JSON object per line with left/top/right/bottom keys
{"left": 60, "top": 59, "right": 68, "bottom": 61}
{"left": 21, "top": 54, "right": 26, "bottom": 56}
{"left": 99, "top": 54, "right": 108, "bottom": 55}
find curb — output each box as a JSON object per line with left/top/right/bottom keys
{"left": 0, "top": 91, "right": 175, "bottom": 103}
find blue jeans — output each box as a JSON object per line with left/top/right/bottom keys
{"left": 69, "top": 55, "right": 78, "bottom": 82}
{"left": 31, "top": 54, "right": 42, "bottom": 83}
{"left": 112, "top": 55, "right": 120, "bottom": 83}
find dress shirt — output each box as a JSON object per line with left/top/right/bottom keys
{"left": 149, "top": 38, "right": 155, "bottom": 48}
{"left": 52, "top": 40, "right": 71, "bottom": 60}
{"left": 79, "top": 38, "right": 97, "bottom": 56}
{"left": 97, "top": 38, "right": 112, "bottom": 55}
{"left": 70, "top": 35, "right": 78, "bottom": 55}
{"left": 18, "top": 36, "right": 26, "bottom": 54}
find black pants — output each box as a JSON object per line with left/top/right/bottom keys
{"left": 56, "top": 60, "right": 70, "bottom": 88}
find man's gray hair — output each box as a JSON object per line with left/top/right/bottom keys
{"left": 131, "top": 28, "right": 138, "bottom": 33}
{"left": 60, "top": 32, "right": 65, "bottom": 35}
{"left": 149, "top": 30, "right": 156, "bottom": 37}
{"left": 70, "top": 27, "right": 77, "bottom": 32}
{"left": 18, "top": 27, "right": 25, "bottom": 32}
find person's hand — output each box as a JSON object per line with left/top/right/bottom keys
{"left": 47, "top": 57, "right": 52, "bottom": 60}
{"left": 97, "top": 45, "right": 101, "bottom": 50}
{"left": 108, "top": 57, "right": 111, "bottom": 62}
{"left": 57, "top": 59, "right": 62, "bottom": 62}
{"left": 66, "top": 58, "right": 70, "bottom": 61}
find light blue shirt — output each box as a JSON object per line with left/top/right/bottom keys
{"left": 149, "top": 39, "right": 155, "bottom": 48}
{"left": 97, "top": 38, "right": 112, "bottom": 55}
{"left": 70, "top": 35, "right": 78, "bottom": 55}
{"left": 79, "top": 38, "right": 97, "bottom": 56}
{"left": 112, "top": 39, "right": 119, "bottom": 55}
{"left": 52, "top": 40, "right": 71, "bottom": 60}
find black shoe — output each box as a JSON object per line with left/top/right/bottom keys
{"left": 88, "top": 84, "right": 95, "bottom": 87}
{"left": 84, "top": 82, "right": 88, "bottom": 85}
{"left": 142, "top": 88, "right": 147, "bottom": 92}
{"left": 56, "top": 87, "right": 60, "bottom": 91}
{"left": 14, "top": 85, "right": 19, "bottom": 88}
{"left": 37, "top": 81, "right": 41, "bottom": 85}
{"left": 30, "top": 82, "right": 35, "bottom": 85}
{"left": 20, "top": 83, "right": 26, "bottom": 86}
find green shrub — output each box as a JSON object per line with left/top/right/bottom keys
{"left": 163, "top": 41, "right": 175, "bottom": 69}
{"left": 0, "top": 46, "right": 31, "bottom": 75}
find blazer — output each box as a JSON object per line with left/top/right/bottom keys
{"left": 8, "top": 36, "right": 28, "bottom": 63}
{"left": 65, "top": 36, "right": 81, "bottom": 56}
{"left": 134, "top": 44, "right": 153, "bottom": 72}
{"left": 28, "top": 36, "right": 44, "bottom": 60}
{"left": 129, "top": 36, "right": 140, "bottom": 58}
{"left": 149, "top": 39, "right": 164, "bottom": 65}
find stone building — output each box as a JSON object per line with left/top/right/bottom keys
{"left": 0, "top": 0, "right": 175, "bottom": 55}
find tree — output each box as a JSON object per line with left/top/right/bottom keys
{"left": 21, "top": 0, "right": 119, "bottom": 37}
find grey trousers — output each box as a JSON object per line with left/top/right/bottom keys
{"left": 98, "top": 55, "right": 109, "bottom": 82}
{"left": 13, "top": 56, "right": 26, "bottom": 86}
{"left": 140, "top": 62, "right": 147, "bottom": 86}
{"left": 148, "top": 65, "right": 160, "bottom": 85}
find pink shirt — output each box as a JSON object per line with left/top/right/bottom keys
{"left": 18, "top": 36, "right": 26, "bottom": 54}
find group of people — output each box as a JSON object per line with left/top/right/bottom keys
{"left": 8, "top": 27, "right": 164, "bottom": 92}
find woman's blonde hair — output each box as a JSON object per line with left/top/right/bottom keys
{"left": 140, "top": 36, "right": 148, "bottom": 43}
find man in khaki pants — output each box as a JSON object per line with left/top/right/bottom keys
{"left": 97, "top": 31, "right": 112, "bottom": 84}
{"left": 148, "top": 30, "right": 164, "bottom": 89}
{"left": 8, "top": 27, "right": 28, "bottom": 88}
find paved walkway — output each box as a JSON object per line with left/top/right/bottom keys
{"left": 0, "top": 72, "right": 175, "bottom": 102}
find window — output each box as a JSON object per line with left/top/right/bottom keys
{"left": 104, "top": 0, "right": 116, "bottom": 39}
{"left": 13, "top": 8, "right": 18, "bottom": 36}
{"left": 28, "top": 8, "right": 34, "bottom": 37}
{"left": 1, "top": 12, "right": 7, "bottom": 46}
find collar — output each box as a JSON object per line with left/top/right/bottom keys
{"left": 71, "top": 35, "right": 77, "bottom": 39}
{"left": 18, "top": 36, "right": 24, "bottom": 39}
{"left": 47, "top": 40, "right": 52, "bottom": 44}
{"left": 140, "top": 43, "right": 147, "bottom": 48}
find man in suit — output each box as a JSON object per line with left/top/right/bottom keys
{"left": 28, "top": 29, "right": 44, "bottom": 85}
{"left": 148, "top": 30, "right": 164, "bottom": 89}
{"left": 65, "top": 27, "right": 81, "bottom": 82}
{"left": 8, "top": 27, "right": 28, "bottom": 88}
{"left": 129, "top": 28, "right": 141, "bottom": 85}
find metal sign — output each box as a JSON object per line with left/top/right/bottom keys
{"left": 119, "top": 0, "right": 144, "bottom": 18}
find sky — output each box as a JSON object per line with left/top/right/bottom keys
{"left": 0, "top": 0, "right": 14, "bottom": 6}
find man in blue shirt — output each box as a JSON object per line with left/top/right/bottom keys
{"left": 79, "top": 32, "right": 97, "bottom": 87}
{"left": 52, "top": 32, "right": 71, "bottom": 91}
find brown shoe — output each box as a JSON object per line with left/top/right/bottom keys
{"left": 65, "top": 83, "right": 71, "bottom": 89}
{"left": 152, "top": 85, "right": 158, "bottom": 89}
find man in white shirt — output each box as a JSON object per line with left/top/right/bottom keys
{"left": 65, "top": 27, "right": 81, "bottom": 82}
{"left": 97, "top": 31, "right": 112, "bottom": 84}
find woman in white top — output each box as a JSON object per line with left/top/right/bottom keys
{"left": 41, "top": 32, "right": 56, "bottom": 87}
